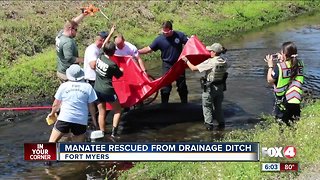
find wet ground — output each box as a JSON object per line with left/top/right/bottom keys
{"left": 1, "top": 13, "right": 320, "bottom": 179}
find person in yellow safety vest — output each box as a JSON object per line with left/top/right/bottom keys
{"left": 265, "top": 41, "right": 304, "bottom": 126}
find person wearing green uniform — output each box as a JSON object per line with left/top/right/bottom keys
{"left": 55, "top": 13, "right": 86, "bottom": 82}
{"left": 182, "top": 43, "right": 229, "bottom": 130}
{"left": 265, "top": 41, "right": 304, "bottom": 126}
{"left": 94, "top": 42, "right": 123, "bottom": 137}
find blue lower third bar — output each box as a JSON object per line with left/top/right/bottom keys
{"left": 58, "top": 142, "right": 260, "bottom": 161}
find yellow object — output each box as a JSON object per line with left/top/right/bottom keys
{"left": 46, "top": 113, "right": 57, "bottom": 125}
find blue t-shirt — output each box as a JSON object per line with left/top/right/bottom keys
{"left": 55, "top": 81, "right": 97, "bottom": 125}
{"left": 149, "top": 31, "right": 188, "bottom": 64}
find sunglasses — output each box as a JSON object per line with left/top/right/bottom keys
{"left": 70, "top": 27, "right": 78, "bottom": 32}
{"left": 162, "top": 30, "right": 172, "bottom": 34}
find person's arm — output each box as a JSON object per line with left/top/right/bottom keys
{"left": 49, "top": 99, "right": 61, "bottom": 116}
{"left": 88, "top": 102, "right": 98, "bottom": 129}
{"left": 102, "top": 24, "right": 116, "bottom": 48}
{"left": 267, "top": 68, "right": 276, "bottom": 84}
{"left": 89, "top": 61, "right": 96, "bottom": 70}
{"left": 72, "top": 13, "right": 86, "bottom": 25}
{"left": 132, "top": 45, "right": 146, "bottom": 71}
{"left": 75, "top": 57, "right": 84, "bottom": 63}
{"left": 136, "top": 55, "right": 146, "bottom": 72}
{"left": 182, "top": 57, "right": 198, "bottom": 71}
{"left": 138, "top": 46, "right": 153, "bottom": 54}
{"left": 265, "top": 54, "right": 276, "bottom": 84}
{"left": 49, "top": 84, "right": 64, "bottom": 116}
{"left": 139, "top": 37, "right": 159, "bottom": 55}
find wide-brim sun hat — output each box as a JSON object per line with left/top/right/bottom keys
{"left": 66, "top": 64, "right": 85, "bottom": 81}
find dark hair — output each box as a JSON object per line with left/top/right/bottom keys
{"left": 162, "top": 21, "right": 173, "bottom": 30}
{"left": 215, "top": 47, "right": 227, "bottom": 56}
{"left": 103, "top": 42, "right": 116, "bottom": 56}
{"left": 282, "top": 41, "right": 298, "bottom": 79}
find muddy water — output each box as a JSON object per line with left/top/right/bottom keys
{"left": 1, "top": 14, "right": 320, "bottom": 179}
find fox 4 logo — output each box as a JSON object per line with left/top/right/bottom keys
{"left": 261, "top": 146, "right": 296, "bottom": 158}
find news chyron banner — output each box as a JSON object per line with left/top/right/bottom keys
{"left": 25, "top": 142, "right": 259, "bottom": 161}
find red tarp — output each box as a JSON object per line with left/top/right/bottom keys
{"left": 109, "top": 35, "right": 211, "bottom": 108}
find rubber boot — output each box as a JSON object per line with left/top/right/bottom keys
{"left": 111, "top": 126, "right": 118, "bottom": 138}
{"left": 179, "top": 92, "right": 188, "bottom": 104}
{"left": 161, "top": 92, "right": 170, "bottom": 104}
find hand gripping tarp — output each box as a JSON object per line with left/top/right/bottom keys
{"left": 109, "top": 35, "right": 211, "bottom": 108}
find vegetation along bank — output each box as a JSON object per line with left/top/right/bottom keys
{"left": 0, "top": 1, "right": 319, "bottom": 106}
{"left": 120, "top": 101, "right": 320, "bottom": 179}
{"left": 1, "top": 1, "right": 319, "bottom": 179}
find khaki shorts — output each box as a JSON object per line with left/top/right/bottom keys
{"left": 56, "top": 71, "right": 68, "bottom": 83}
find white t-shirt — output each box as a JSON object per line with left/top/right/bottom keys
{"left": 115, "top": 41, "right": 139, "bottom": 57}
{"left": 84, "top": 43, "right": 100, "bottom": 80}
{"left": 55, "top": 81, "right": 97, "bottom": 125}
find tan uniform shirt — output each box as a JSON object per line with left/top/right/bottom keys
{"left": 196, "top": 56, "right": 228, "bottom": 82}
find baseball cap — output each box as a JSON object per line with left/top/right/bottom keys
{"left": 98, "top": 31, "right": 109, "bottom": 39}
{"left": 206, "top": 43, "right": 224, "bottom": 53}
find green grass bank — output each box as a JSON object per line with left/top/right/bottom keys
{"left": 0, "top": 1, "right": 320, "bottom": 106}
{"left": 119, "top": 101, "right": 320, "bottom": 179}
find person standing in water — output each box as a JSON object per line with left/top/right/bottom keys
{"left": 94, "top": 42, "right": 123, "bottom": 137}
{"left": 182, "top": 43, "right": 228, "bottom": 130}
{"left": 47, "top": 64, "right": 97, "bottom": 143}
{"left": 265, "top": 41, "right": 304, "bottom": 126}
{"left": 138, "top": 21, "right": 189, "bottom": 104}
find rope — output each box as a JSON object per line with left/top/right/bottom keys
{"left": 0, "top": 106, "right": 51, "bottom": 111}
